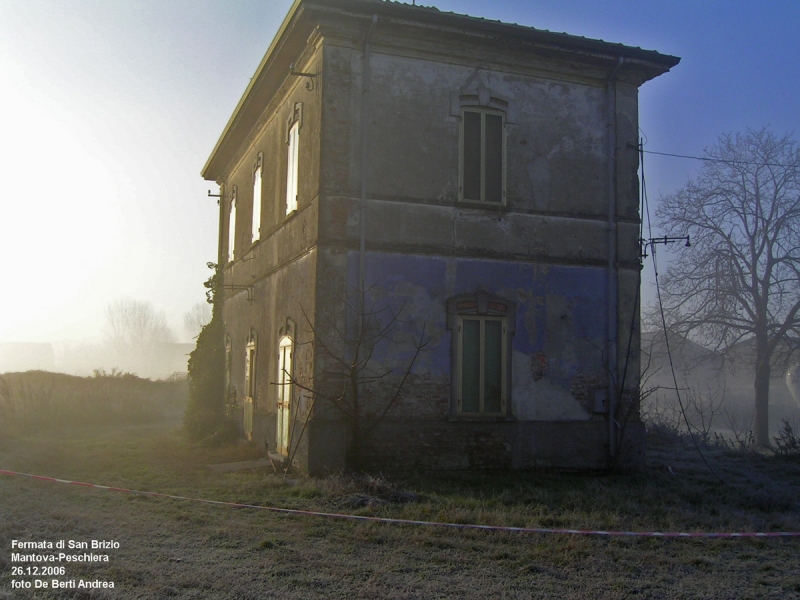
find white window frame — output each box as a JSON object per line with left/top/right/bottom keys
{"left": 459, "top": 107, "right": 506, "bottom": 205}
{"left": 447, "top": 293, "right": 515, "bottom": 419}
{"left": 456, "top": 315, "right": 507, "bottom": 415}
{"left": 276, "top": 334, "right": 293, "bottom": 455}
{"left": 241, "top": 330, "right": 257, "bottom": 441}
{"left": 251, "top": 153, "right": 263, "bottom": 243}
{"left": 285, "top": 103, "right": 302, "bottom": 216}
{"left": 244, "top": 331, "right": 257, "bottom": 401}
{"left": 227, "top": 187, "right": 237, "bottom": 263}
{"left": 225, "top": 335, "right": 232, "bottom": 390}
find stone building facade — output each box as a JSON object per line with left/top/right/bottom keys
{"left": 202, "top": 0, "right": 679, "bottom": 473}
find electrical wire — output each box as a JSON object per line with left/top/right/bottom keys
{"left": 640, "top": 142, "right": 728, "bottom": 486}
{"left": 642, "top": 149, "right": 795, "bottom": 169}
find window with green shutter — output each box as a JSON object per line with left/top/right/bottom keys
{"left": 457, "top": 315, "right": 507, "bottom": 415}
{"left": 448, "top": 293, "right": 515, "bottom": 418}
{"left": 460, "top": 108, "right": 505, "bottom": 204}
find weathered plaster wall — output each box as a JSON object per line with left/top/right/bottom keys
{"left": 320, "top": 41, "right": 354, "bottom": 201}
{"left": 345, "top": 251, "right": 610, "bottom": 422}
{"left": 364, "top": 52, "right": 609, "bottom": 214}
{"left": 222, "top": 45, "right": 322, "bottom": 268}
{"left": 219, "top": 43, "right": 326, "bottom": 470}
{"left": 307, "top": 28, "right": 645, "bottom": 471}
{"left": 223, "top": 246, "right": 318, "bottom": 461}
{"left": 359, "top": 419, "right": 645, "bottom": 471}
{"left": 215, "top": 12, "right": 652, "bottom": 471}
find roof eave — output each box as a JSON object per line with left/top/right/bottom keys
{"left": 312, "top": 0, "right": 680, "bottom": 70}
{"left": 202, "top": 0, "right": 680, "bottom": 181}
{"left": 202, "top": 0, "right": 305, "bottom": 181}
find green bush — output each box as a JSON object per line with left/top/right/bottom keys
{"left": 0, "top": 370, "right": 187, "bottom": 431}
{"left": 183, "top": 263, "right": 237, "bottom": 443}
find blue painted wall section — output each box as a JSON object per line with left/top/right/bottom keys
{"left": 347, "top": 250, "right": 609, "bottom": 421}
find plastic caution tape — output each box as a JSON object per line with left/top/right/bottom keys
{"left": 2, "top": 469, "right": 799, "bottom": 539}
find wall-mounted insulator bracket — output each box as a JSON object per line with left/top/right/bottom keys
{"left": 223, "top": 284, "right": 255, "bottom": 304}
{"left": 289, "top": 63, "right": 316, "bottom": 91}
{"left": 639, "top": 235, "right": 691, "bottom": 260}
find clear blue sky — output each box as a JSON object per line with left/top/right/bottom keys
{"left": 0, "top": 0, "right": 798, "bottom": 346}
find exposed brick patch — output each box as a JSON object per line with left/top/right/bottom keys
{"left": 347, "top": 419, "right": 644, "bottom": 473}
{"left": 531, "top": 352, "right": 548, "bottom": 381}
{"left": 358, "top": 421, "right": 514, "bottom": 472}
{"left": 362, "top": 376, "right": 450, "bottom": 420}
{"left": 466, "top": 430, "right": 513, "bottom": 469}
{"left": 328, "top": 198, "right": 351, "bottom": 238}
{"left": 569, "top": 374, "right": 605, "bottom": 414}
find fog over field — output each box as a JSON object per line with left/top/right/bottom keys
{"left": 1, "top": 1, "right": 797, "bottom": 384}
{"left": 1, "top": 5, "right": 800, "bottom": 597}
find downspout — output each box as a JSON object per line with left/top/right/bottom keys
{"left": 216, "top": 185, "right": 224, "bottom": 268}
{"left": 359, "top": 15, "right": 378, "bottom": 301}
{"left": 215, "top": 183, "right": 225, "bottom": 317}
{"left": 606, "top": 57, "right": 623, "bottom": 462}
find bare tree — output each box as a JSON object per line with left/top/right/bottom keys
{"left": 106, "top": 299, "right": 174, "bottom": 348}
{"left": 655, "top": 128, "right": 800, "bottom": 447}
{"left": 288, "top": 290, "right": 431, "bottom": 470}
{"left": 183, "top": 302, "right": 212, "bottom": 340}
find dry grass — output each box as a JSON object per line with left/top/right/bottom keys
{"left": 1, "top": 378, "right": 800, "bottom": 598}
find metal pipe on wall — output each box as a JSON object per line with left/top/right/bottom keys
{"left": 358, "top": 15, "right": 379, "bottom": 300}
{"left": 606, "top": 57, "right": 623, "bottom": 461}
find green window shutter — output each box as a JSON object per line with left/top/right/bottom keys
{"left": 483, "top": 319, "right": 503, "bottom": 413}
{"left": 461, "top": 318, "right": 481, "bottom": 413}
{"left": 484, "top": 113, "right": 503, "bottom": 203}
{"left": 463, "top": 111, "right": 482, "bottom": 201}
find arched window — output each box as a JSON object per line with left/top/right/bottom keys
{"left": 285, "top": 103, "right": 302, "bottom": 215}
{"left": 252, "top": 152, "right": 263, "bottom": 243}
{"left": 244, "top": 329, "right": 258, "bottom": 401}
{"left": 276, "top": 319, "right": 295, "bottom": 455}
{"left": 224, "top": 335, "right": 232, "bottom": 390}
{"left": 451, "top": 85, "right": 513, "bottom": 206}
{"left": 243, "top": 329, "right": 257, "bottom": 441}
{"left": 460, "top": 107, "right": 506, "bottom": 204}
{"left": 227, "top": 186, "right": 237, "bottom": 263}
{"left": 447, "top": 293, "right": 515, "bottom": 416}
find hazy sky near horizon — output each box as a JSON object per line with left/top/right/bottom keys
{"left": 1, "top": 0, "right": 798, "bottom": 346}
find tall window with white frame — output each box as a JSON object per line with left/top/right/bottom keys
{"left": 285, "top": 103, "right": 302, "bottom": 215}
{"left": 251, "top": 153, "right": 263, "bottom": 243}
{"left": 227, "top": 187, "right": 237, "bottom": 263}
{"left": 243, "top": 330, "right": 257, "bottom": 441}
{"left": 460, "top": 107, "right": 505, "bottom": 204}
{"left": 276, "top": 334, "right": 293, "bottom": 455}
{"left": 245, "top": 333, "right": 257, "bottom": 401}
{"left": 224, "top": 335, "right": 233, "bottom": 406}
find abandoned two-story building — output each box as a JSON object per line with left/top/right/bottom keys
{"left": 201, "top": 0, "right": 679, "bottom": 474}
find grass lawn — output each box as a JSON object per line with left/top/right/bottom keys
{"left": 1, "top": 415, "right": 800, "bottom": 598}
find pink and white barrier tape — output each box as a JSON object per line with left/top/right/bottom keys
{"left": 2, "top": 469, "right": 799, "bottom": 539}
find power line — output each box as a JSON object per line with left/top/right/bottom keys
{"left": 641, "top": 149, "right": 795, "bottom": 169}
{"left": 640, "top": 141, "right": 728, "bottom": 486}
